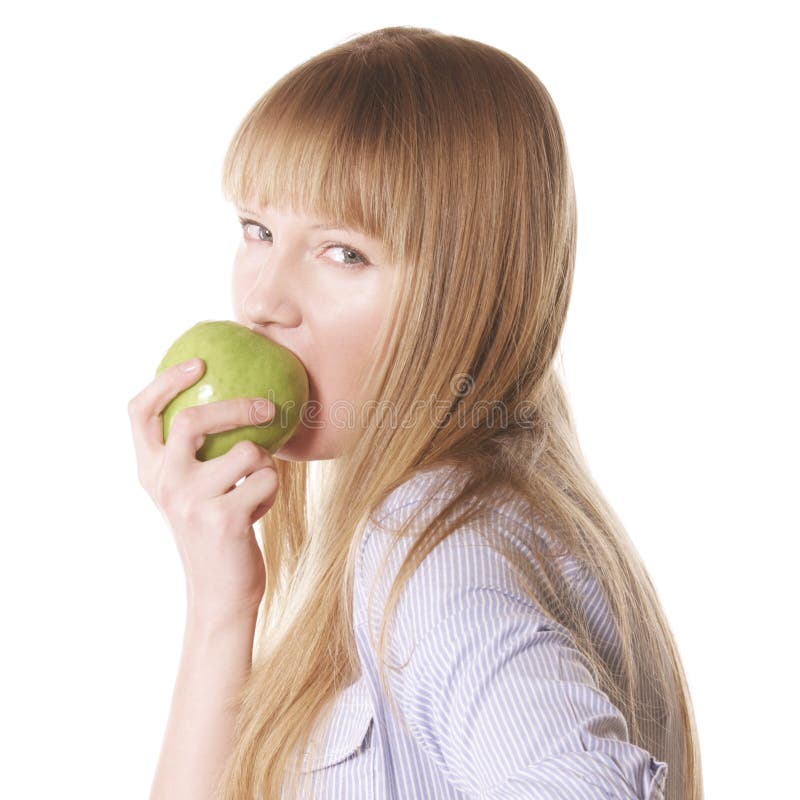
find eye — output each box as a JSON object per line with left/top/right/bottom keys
{"left": 239, "top": 219, "right": 271, "bottom": 242}
{"left": 237, "top": 218, "right": 370, "bottom": 270}
{"left": 325, "top": 245, "right": 369, "bottom": 268}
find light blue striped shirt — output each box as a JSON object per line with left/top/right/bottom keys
{"left": 294, "top": 465, "right": 671, "bottom": 799}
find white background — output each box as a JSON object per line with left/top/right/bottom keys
{"left": 1, "top": 1, "right": 796, "bottom": 796}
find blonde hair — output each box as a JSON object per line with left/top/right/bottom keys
{"left": 215, "top": 26, "right": 703, "bottom": 800}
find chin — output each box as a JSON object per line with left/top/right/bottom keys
{"left": 273, "top": 425, "right": 340, "bottom": 462}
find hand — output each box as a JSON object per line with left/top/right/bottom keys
{"left": 128, "top": 359, "right": 278, "bottom": 621}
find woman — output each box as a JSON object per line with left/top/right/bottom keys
{"left": 129, "top": 25, "right": 702, "bottom": 800}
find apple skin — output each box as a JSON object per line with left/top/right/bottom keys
{"left": 155, "top": 320, "right": 309, "bottom": 461}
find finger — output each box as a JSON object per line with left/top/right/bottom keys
{"left": 128, "top": 359, "right": 206, "bottom": 466}
{"left": 195, "top": 439, "right": 274, "bottom": 499}
{"left": 163, "top": 395, "right": 276, "bottom": 468}
{"left": 216, "top": 464, "right": 279, "bottom": 530}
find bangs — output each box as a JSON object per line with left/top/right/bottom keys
{"left": 221, "top": 52, "right": 421, "bottom": 268}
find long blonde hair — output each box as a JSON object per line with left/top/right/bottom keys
{"left": 215, "top": 25, "right": 703, "bottom": 800}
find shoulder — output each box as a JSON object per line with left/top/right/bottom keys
{"left": 355, "top": 464, "right": 582, "bottom": 643}
{"left": 366, "top": 462, "right": 474, "bottom": 523}
{"left": 359, "top": 462, "right": 578, "bottom": 581}
{"left": 362, "top": 462, "right": 542, "bottom": 551}
{"left": 359, "top": 463, "right": 529, "bottom": 580}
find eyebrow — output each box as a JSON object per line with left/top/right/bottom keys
{"left": 237, "top": 206, "right": 350, "bottom": 232}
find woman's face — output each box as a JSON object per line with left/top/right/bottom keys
{"left": 231, "top": 201, "right": 395, "bottom": 461}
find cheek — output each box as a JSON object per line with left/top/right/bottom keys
{"left": 318, "top": 330, "right": 363, "bottom": 403}
{"left": 230, "top": 258, "right": 250, "bottom": 317}
{"left": 321, "top": 314, "right": 386, "bottom": 404}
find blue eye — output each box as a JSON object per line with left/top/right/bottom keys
{"left": 326, "top": 245, "right": 368, "bottom": 268}
{"left": 237, "top": 218, "right": 370, "bottom": 270}
{"left": 240, "top": 220, "right": 271, "bottom": 242}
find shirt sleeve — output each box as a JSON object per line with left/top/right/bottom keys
{"left": 356, "top": 498, "right": 669, "bottom": 800}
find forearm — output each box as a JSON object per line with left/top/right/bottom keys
{"left": 149, "top": 611, "right": 258, "bottom": 800}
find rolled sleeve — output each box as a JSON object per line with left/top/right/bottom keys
{"left": 357, "top": 505, "right": 669, "bottom": 799}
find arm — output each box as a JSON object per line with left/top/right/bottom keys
{"left": 357, "top": 503, "right": 669, "bottom": 800}
{"left": 127, "top": 361, "right": 278, "bottom": 799}
{"left": 149, "top": 610, "right": 257, "bottom": 800}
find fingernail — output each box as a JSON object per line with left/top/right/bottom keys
{"left": 179, "top": 359, "right": 200, "bottom": 372}
{"left": 253, "top": 400, "right": 273, "bottom": 422}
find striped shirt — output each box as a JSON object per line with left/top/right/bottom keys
{"left": 294, "top": 464, "right": 671, "bottom": 799}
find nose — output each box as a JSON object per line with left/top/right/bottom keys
{"left": 240, "top": 252, "right": 302, "bottom": 329}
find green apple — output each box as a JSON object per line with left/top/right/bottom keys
{"left": 155, "top": 319, "right": 309, "bottom": 460}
